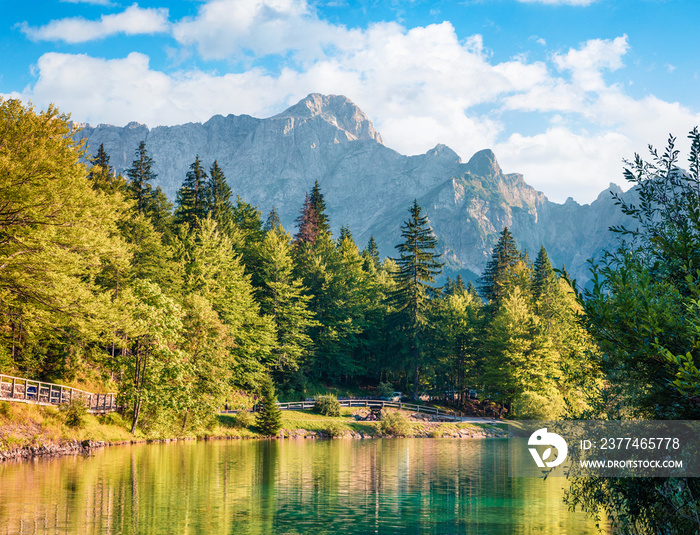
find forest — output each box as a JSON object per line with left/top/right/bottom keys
{"left": 0, "top": 98, "right": 597, "bottom": 432}
{"left": 4, "top": 99, "right": 700, "bottom": 532}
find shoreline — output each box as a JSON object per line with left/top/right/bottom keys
{"left": 0, "top": 424, "right": 507, "bottom": 463}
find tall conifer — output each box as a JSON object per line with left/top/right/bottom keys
{"left": 207, "top": 161, "right": 234, "bottom": 235}
{"left": 309, "top": 180, "right": 330, "bottom": 234}
{"left": 478, "top": 227, "right": 523, "bottom": 305}
{"left": 390, "top": 199, "right": 443, "bottom": 397}
{"left": 126, "top": 141, "right": 157, "bottom": 215}
{"left": 175, "top": 155, "right": 209, "bottom": 227}
{"left": 294, "top": 193, "right": 319, "bottom": 245}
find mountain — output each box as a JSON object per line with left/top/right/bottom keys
{"left": 76, "top": 93, "right": 632, "bottom": 285}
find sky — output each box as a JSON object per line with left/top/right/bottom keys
{"left": 2, "top": 0, "right": 700, "bottom": 204}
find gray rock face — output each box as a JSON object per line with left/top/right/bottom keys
{"left": 77, "top": 93, "right": 632, "bottom": 285}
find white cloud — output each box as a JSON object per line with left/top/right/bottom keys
{"left": 15, "top": 1, "right": 700, "bottom": 205}
{"left": 552, "top": 35, "right": 629, "bottom": 92}
{"left": 19, "top": 4, "right": 169, "bottom": 43}
{"left": 173, "top": 0, "right": 353, "bottom": 61}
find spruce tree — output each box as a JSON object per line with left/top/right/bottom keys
{"left": 126, "top": 141, "right": 157, "bottom": 215}
{"left": 338, "top": 224, "right": 352, "bottom": 244}
{"left": 532, "top": 246, "right": 556, "bottom": 301}
{"left": 309, "top": 180, "right": 330, "bottom": 234}
{"left": 264, "top": 206, "right": 282, "bottom": 232}
{"left": 258, "top": 228, "right": 316, "bottom": 376}
{"left": 294, "top": 192, "right": 319, "bottom": 245}
{"left": 367, "top": 236, "right": 381, "bottom": 268}
{"left": 144, "top": 185, "right": 174, "bottom": 238}
{"left": 255, "top": 376, "right": 283, "bottom": 435}
{"left": 175, "top": 155, "right": 209, "bottom": 227}
{"left": 207, "top": 161, "right": 234, "bottom": 235}
{"left": 87, "top": 143, "right": 125, "bottom": 194}
{"left": 478, "top": 227, "right": 523, "bottom": 305}
{"left": 390, "top": 199, "right": 443, "bottom": 398}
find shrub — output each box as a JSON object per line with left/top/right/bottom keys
{"left": 378, "top": 410, "right": 410, "bottom": 437}
{"left": 325, "top": 421, "right": 345, "bottom": 438}
{"left": 0, "top": 401, "right": 11, "bottom": 417}
{"left": 512, "top": 390, "right": 564, "bottom": 420}
{"left": 231, "top": 410, "right": 254, "bottom": 429}
{"left": 313, "top": 394, "right": 341, "bottom": 417}
{"left": 61, "top": 398, "right": 88, "bottom": 428}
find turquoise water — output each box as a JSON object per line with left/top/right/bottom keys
{"left": 0, "top": 438, "right": 604, "bottom": 534}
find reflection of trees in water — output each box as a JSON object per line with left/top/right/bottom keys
{"left": 0, "top": 439, "right": 604, "bottom": 534}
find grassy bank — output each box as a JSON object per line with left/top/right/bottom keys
{"left": 0, "top": 402, "right": 507, "bottom": 458}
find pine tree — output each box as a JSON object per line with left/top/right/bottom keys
{"left": 258, "top": 228, "right": 316, "bottom": 376}
{"left": 479, "top": 227, "right": 524, "bottom": 305}
{"left": 532, "top": 247, "right": 556, "bottom": 301}
{"left": 264, "top": 206, "right": 282, "bottom": 232}
{"left": 294, "top": 192, "right": 319, "bottom": 245}
{"left": 207, "top": 161, "right": 234, "bottom": 235}
{"left": 173, "top": 217, "right": 276, "bottom": 389}
{"left": 88, "top": 144, "right": 125, "bottom": 195}
{"left": 175, "top": 156, "right": 209, "bottom": 227}
{"left": 255, "top": 376, "right": 282, "bottom": 435}
{"left": 363, "top": 236, "right": 381, "bottom": 271}
{"left": 126, "top": 141, "right": 157, "bottom": 215}
{"left": 144, "top": 186, "right": 174, "bottom": 238}
{"left": 338, "top": 224, "right": 352, "bottom": 244}
{"left": 309, "top": 180, "right": 330, "bottom": 234}
{"left": 390, "top": 199, "right": 443, "bottom": 397}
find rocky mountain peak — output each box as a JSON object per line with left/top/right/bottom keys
{"left": 275, "top": 93, "right": 383, "bottom": 144}
{"left": 465, "top": 149, "right": 502, "bottom": 178}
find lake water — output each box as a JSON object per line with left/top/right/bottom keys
{"left": 0, "top": 438, "right": 604, "bottom": 534}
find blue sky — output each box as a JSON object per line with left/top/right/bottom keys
{"left": 2, "top": 0, "right": 700, "bottom": 203}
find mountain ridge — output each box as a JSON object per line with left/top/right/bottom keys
{"left": 76, "top": 93, "right": 631, "bottom": 284}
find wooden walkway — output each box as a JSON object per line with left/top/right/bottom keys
{"left": 225, "top": 399, "right": 499, "bottom": 423}
{"left": 0, "top": 373, "right": 118, "bottom": 413}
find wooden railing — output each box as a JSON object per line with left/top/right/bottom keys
{"left": 0, "top": 374, "right": 118, "bottom": 413}
{"left": 226, "top": 399, "right": 473, "bottom": 421}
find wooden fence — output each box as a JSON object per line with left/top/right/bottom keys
{"left": 226, "top": 399, "right": 472, "bottom": 421}
{"left": 0, "top": 374, "right": 118, "bottom": 413}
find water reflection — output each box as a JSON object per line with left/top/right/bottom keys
{"left": 0, "top": 438, "right": 603, "bottom": 534}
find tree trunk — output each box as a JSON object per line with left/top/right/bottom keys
{"left": 130, "top": 399, "right": 141, "bottom": 434}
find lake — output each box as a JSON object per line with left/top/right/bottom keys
{"left": 0, "top": 438, "right": 604, "bottom": 534}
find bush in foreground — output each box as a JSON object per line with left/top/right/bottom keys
{"left": 378, "top": 410, "right": 410, "bottom": 436}
{"left": 313, "top": 394, "right": 341, "bottom": 417}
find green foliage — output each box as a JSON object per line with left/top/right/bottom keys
{"left": 0, "top": 98, "right": 130, "bottom": 378}
{"left": 207, "top": 161, "right": 234, "bottom": 236}
{"left": 389, "top": 200, "right": 443, "bottom": 397}
{"left": 324, "top": 420, "right": 344, "bottom": 437}
{"left": 255, "top": 376, "right": 282, "bottom": 436}
{"left": 231, "top": 410, "right": 254, "bottom": 429}
{"left": 313, "top": 394, "right": 341, "bottom": 417}
{"left": 512, "top": 389, "right": 564, "bottom": 420}
{"left": 478, "top": 227, "right": 524, "bottom": 306}
{"left": 175, "top": 155, "right": 209, "bottom": 228}
{"left": 258, "top": 227, "right": 315, "bottom": 378}
{"left": 565, "top": 130, "right": 700, "bottom": 533}
{"left": 61, "top": 398, "right": 88, "bottom": 428}
{"left": 126, "top": 141, "right": 157, "bottom": 215}
{"left": 378, "top": 410, "right": 410, "bottom": 437}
